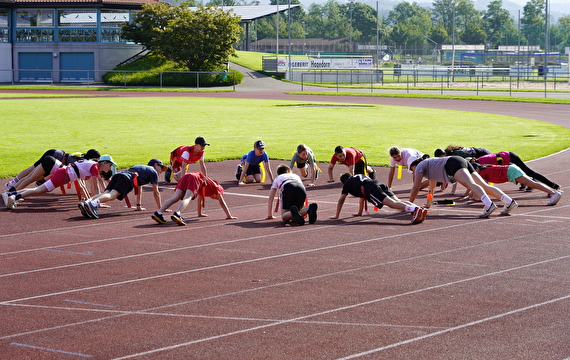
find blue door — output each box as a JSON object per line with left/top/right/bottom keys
{"left": 60, "top": 53, "right": 94, "bottom": 81}
{"left": 19, "top": 53, "right": 53, "bottom": 81}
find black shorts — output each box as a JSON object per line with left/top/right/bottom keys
{"left": 105, "top": 173, "right": 133, "bottom": 200}
{"left": 246, "top": 164, "right": 261, "bottom": 176}
{"left": 36, "top": 156, "right": 60, "bottom": 177}
{"left": 364, "top": 181, "right": 394, "bottom": 209}
{"left": 295, "top": 160, "right": 307, "bottom": 169}
{"left": 445, "top": 156, "right": 475, "bottom": 176}
{"left": 281, "top": 182, "right": 306, "bottom": 210}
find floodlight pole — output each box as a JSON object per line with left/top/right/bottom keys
{"left": 288, "top": 0, "right": 291, "bottom": 79}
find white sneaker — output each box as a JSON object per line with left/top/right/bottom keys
{"left": 6, "top": 195, "right": 17, "bottom": 210}
{"left": 479, "top": 202, "right": 498, "bottom": 218}
{"left": 500, "top": 200, "right": 518, "bottom": 215}
{"left": 547, "top": 190, "right": 563, "bottom": 206}
{"left": 2, "top": 192, "right": 8, "bottom": 207}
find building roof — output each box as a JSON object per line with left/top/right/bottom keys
{"left": 0, "top": 0, "right": 161, "bottom": 6}
{"left": 190, "top": 5, "right": 301, "bottom": 22}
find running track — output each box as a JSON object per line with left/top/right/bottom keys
{"left": 1, "top": 87, "right": 570, "bottom": 359}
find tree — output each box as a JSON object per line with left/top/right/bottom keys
{"left": 386, "top": 2, "right": 432, "bottom": 46}
{"left": 521, "top": 0, "right": 545, "bottom": 46}
{"left": 122, "top": 2, "right": 242, "bottom": 71}
{"left": 482, "top": 0, "right": 517, "bottom": 48}
{"left": 551, "top": 15, "right": 570, "bottom": 52}
{"left": 432, "top": 0, "right": 485, "bottom": 45}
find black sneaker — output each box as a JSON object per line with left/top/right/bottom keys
{"left": 165, "top": 167, "right": 172, "bottom": 183}
{"left": 87, "top": 201, "right": 99, "bottom": 219}
{"left": 235, "top": 164, "right": 243, "bottom": 181}
{"left": 290, "top": 205, "right": 305, "bottom": 225}
{"left": 307, "top": 203, "right": 318, "bottom": 224}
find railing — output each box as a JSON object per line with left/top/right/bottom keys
{"left": 0, "top": 69, "right": 237, "bottom": 90}
{"left": 300, "top": 68, "right": 570, "bottom": 98}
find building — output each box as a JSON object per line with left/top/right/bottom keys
{"left": 0, "top": 0, "right": 160, "bottom": 83}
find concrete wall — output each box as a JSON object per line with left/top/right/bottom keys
{"left": 10, "top": 42, "right": 144, "bottom": 82}
{"left": 0, "top": 43, "right": 13, "bottom": 83}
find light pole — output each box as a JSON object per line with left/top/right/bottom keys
{"left": 349, "top": 0, "right": 354, "bottom": 52}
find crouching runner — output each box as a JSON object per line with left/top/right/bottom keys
{"left": 267, "top": 164, "right": 317, "bottom": 226}
{"left": 152, "top": 172, "right": 236, "bottom": 225}
{"left": 331, "top": 173, "right": 427, "bottom": 224}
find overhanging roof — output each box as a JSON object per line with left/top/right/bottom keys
{"left": 190, "top": 5, "right": 300, "bottom": 23}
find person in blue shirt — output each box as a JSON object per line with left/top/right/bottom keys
{"left": 238, "top": 140, "right": 274, "bottom": 185}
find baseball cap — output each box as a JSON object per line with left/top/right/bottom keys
{"left": 195, "top": 136, "right": 210, "bottom": 147}
{"left": 254, "top": 140, "right": 265, "bottom": 149}
{"left": 98, "top": 154, "right": 117, "bottom": 166}
{"left": 148, "top": 158, "right": 167, "bottom": 170}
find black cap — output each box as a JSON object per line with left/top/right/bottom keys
{"left": 254, "top": 140, "right": 265, "bottom": 149}
{"left": 195, "top": 137, "right": 210, "bottom": 146}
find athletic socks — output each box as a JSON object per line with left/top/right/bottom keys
{"left": 501, "top": 194, "right": 513, "bottom": 205}
{"left": 405, "top": 205, "right": 416, "bottom": 213}
{"left": 480, "top": 194, "right": 493, "bottom": 208}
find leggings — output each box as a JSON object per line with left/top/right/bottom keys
{"left": 508, "top": 152, "right": 557, "bottom": 189}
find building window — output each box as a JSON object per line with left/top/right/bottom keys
{"left": 101, "top": 10, "right": 130, "bottom": 28}
{"left": 17, "top": 9, "right": 54, "bottom": 27}
{"left": 0, "top": 10, "right": 8, "bottom": 42}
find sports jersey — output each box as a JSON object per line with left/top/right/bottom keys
{"left": 330, "top": 147, "right": 364, "bottom": 166}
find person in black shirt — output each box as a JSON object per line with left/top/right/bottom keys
{"left": 331, "top": 173, "right": 427, "bottom": 224}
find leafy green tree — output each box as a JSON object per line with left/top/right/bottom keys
{"left": 432, "top": 0, "right": 485, "bottom": 45}
{"left": 122, "top": 2, "right": 242, "bottom": 71}
{"left": 386, "top": 2, "right": 432, "bottom": 46}
{"left": 482, "top": 0, "right": 517, "bottom": 48}
{"left": 521, "top": 0, "right": 545, "bottom": 46}
{"left": 550, "top": 15, "right": 570, "bottom": 52}
{"left": 305, "top": 0, "right": 348, "bottom": 38}
{"left": 348, "top": 2, "right": 378, "bottom": 43}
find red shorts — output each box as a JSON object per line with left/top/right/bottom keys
{"left": 175, "top": 173, "right": 204, "bottom": 197}
{"left": 44, "top": 167, "right": 71, "bottom": 192}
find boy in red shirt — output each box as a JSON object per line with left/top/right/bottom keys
{"left": 327, "top": 146, "right": 375, "bottom": 183}
{"left": 166, "top": 136, "right": 209, "bottom": 183}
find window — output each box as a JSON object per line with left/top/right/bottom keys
{"left": 58, "top": 9, "right": 97, "bottom": 27}
{"left": 17, "top": 9, "right": 54, "bottom": 27}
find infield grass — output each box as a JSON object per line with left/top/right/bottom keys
{"left": 1, "top": 96, "right": 570, "bottom": 178}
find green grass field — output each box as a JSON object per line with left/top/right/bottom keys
{"left": 1, "top": 95, "right": 569, "bottom": 178}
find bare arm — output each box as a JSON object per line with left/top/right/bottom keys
{"left": 409, "top": 171, "right": 424, "bottom": 203}
{"left": 331, "top": 194, "right": 348, "bottom": 219}
{"left": 217, "top": 194, "right": 236, "bottom": 219}
{"left": 267, "top": 187, "right": 277, "bottom": 219}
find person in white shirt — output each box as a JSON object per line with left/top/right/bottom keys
{"left": 266, "top": 164, "right": 317, "bottom": 226}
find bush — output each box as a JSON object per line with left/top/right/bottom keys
{"left": 102, "top": 53, "right": 242, "bottom": 87}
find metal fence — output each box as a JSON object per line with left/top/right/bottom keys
{"left": 300, "top": 67, "right": 570, "bottom": 98}
{"left": 0, "top": 69, "right": 237, "bottom": 89}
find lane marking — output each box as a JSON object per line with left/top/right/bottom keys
{"left": 10, "top": 342, "right": 93, "bottom": 358}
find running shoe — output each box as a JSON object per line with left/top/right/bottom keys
{"left": 87, "top": 201, "right": 99, "bottom": 219}
{"left": 6, "top": 195, "right": 17, "bottom": 210}
{"left": 171, "top": 212, "right": 186, "bottom": 226}
{"left": 307, "top": 203, "right": 318, "bottom": 224}
{"left": 152, "top": 211, "right": 167, "bottom": 224}
{"left": 500, "top": 200, "right": 518, "bottom": 215}
{"left": 78, "top": 201, "right": 91, "bottom": 218}
{"left": 479, "top": 202, "right": 498, "bottom": 218}
{"left": 1, "top": 192, "right": 8, "bottom": 207}
{"left": 235, "top": 164, "right": 243, "bottom": 181}
{"left": 165, "top": 167, "right": 172, "bottom": 183}
{"left": 290, "top": 205, "right": 305, "bottom": 225}
{"left": 411, "top": 207, "right": 427, "bottom": 224}
{"left": 547, "top": 190, "right": 564, "bottom": 206}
